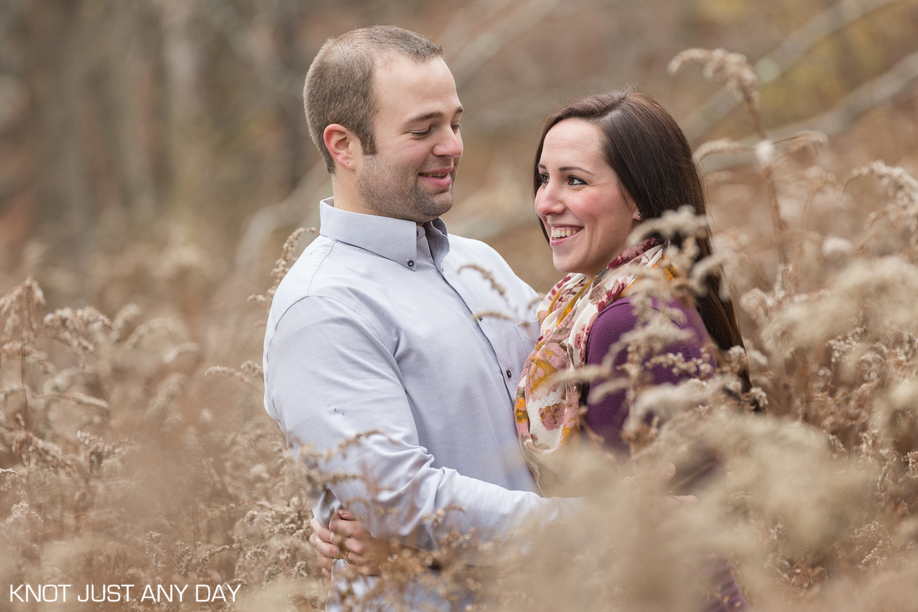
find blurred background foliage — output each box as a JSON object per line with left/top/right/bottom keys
{"left": 2, "top": 4, "right": 918, "bottom": 608}
{"left": 1, "top": 0, "right": 917, "bottom": 306}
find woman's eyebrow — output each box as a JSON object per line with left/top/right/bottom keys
{"left": 539, "top": 163, "right": 595, "bottom": 175}
{"left": 567, "top": 166, "right": 593, "bottom": 174}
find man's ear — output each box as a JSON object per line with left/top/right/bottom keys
{"left": 323, "top": 124, "right": 360, "bottom": 170}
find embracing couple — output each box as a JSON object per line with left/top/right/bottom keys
{"left": 263, "top": 25, "right": 749, "bottom": 611}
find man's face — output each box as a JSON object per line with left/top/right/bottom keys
{"left": 355, "top": 56, "right": 463, "bottom": 223}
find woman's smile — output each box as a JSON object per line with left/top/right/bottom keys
{"left": 548, "top": 225, "right": 583, "bottom": 242}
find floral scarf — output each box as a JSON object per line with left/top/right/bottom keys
{"left": 514, "top": 237, "right": 673, "bottom": 490}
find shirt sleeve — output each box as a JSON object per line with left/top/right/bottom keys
{"left": 582, "top": 298, "right": 712, "bottom": 451}
{"left": 265, "top": 295, "right": 574, "bottom": 558}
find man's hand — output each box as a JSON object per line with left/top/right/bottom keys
{"left": 308, "top": 509, "right": 396, "bottom": 578}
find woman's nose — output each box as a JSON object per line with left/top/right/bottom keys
{"left": 535, "top": 182, "right": 564, "bottom": 217}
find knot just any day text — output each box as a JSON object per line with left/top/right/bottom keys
{"left": 10, "top": 583, "right": 242, "bottom": 603}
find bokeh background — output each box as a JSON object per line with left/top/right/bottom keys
{"left": 2, "top": 0, "right": 917, "bottom": 302}
{"left": 3, "top": 2, "right": 918, "bottom": 610}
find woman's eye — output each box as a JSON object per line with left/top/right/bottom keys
{"left": 567, "top": 176, "right": 586, "bottom": 186}
{"left": 538, "top": 173, "right": 549, "bottom": 185}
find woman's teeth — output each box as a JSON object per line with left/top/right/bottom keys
{"left": 551, "top": 227, "right": 579, "bottom": 239}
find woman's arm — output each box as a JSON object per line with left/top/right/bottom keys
{"left": 581, "top": 297, "right": 713, "bottom": 451}
{"left": 582, "top": 299, "right": 748, "bottom": 611}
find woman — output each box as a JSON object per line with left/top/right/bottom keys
{"left": 312, "top": 89, "right": 749, "bottom": 610}
{"left": 516, "top": 89, "right": 749, "bottom": 487}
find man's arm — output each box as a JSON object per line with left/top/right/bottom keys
{"left": 266, "top": 295, "right": 572, "bottom": 557}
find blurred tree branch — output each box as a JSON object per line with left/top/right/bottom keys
{"left": 200, "top": 0, "right": 302, "bottom": 111}
{"left": 234, "top": 161, "right": 328, "bottom": 274}
{"left": 681, "top": 0, "right": 906, "bottom": 142}
{"left": 442, "top": 0, "right": 565, "bottom": 87}
{"left": 27, "top": 0, "right": 94, "bottom": 269}
{"left": 699, "top": 48, "right": 918, "bottom": 171}
{"left": 770, "top": 47, "right": 918, "bottom": 139}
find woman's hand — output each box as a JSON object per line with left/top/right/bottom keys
{"left": 308, "top": 509, "right": 394, "bottom": 578}
{"left": 624, "top": 462, "right": 697, "bottom": 511}
{"left": 657, "top": 461, "right": 697, "bottom": 508}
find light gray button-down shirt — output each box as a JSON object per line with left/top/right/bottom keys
{"left": 264, "top": 200, "right": 571, "bottom": 557}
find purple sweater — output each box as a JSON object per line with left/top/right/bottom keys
{"left": 580, "top": 297, "right": 749, "bottom": 612}
{"left": 581, "top": 296, "right": 713, "bottom": 451}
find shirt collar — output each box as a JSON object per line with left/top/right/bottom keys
{"left": 319, "top": 198, "right": 451, "bottom": 269}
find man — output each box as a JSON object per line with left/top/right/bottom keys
{"left": 262, "top": 25, "right": 571, "bottom": 609}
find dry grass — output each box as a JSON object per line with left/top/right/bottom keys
{"left": 3, "top": 48, "right": 918, "bottom": 610}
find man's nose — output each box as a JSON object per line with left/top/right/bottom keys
{"left": 434, "top": 129, "right": 462, "bottom": 158}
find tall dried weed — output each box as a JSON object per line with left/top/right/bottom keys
{"left": 3, "top": 47, "right": 918, "bottom": 611}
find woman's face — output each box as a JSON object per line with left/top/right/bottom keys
{"left": 535, "top": 119, "right": 640, "bottom": 277}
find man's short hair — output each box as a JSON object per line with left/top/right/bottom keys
{"left": 304, "top": 25, "right": 443, "bottom": 173}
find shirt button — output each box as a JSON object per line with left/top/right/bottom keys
{"left": 506, "top": 369, "right": 512, "bottom": 379}
{"left": 407, "top": 260, "right": 415, "bottom": 268}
